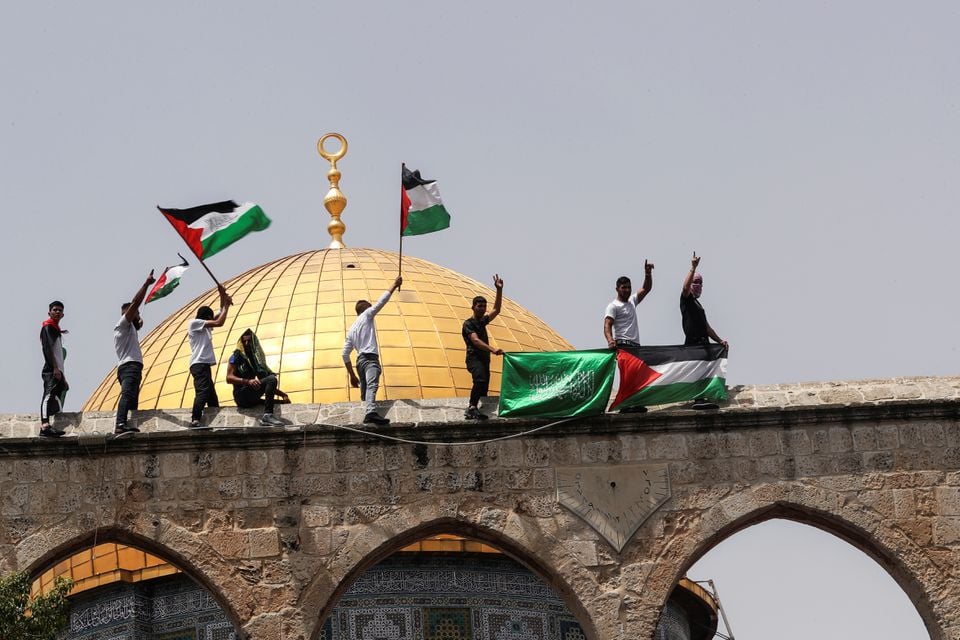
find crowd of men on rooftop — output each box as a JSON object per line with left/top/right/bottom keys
{"left": 37, "top": 253, "right": 726, "bottom": 438}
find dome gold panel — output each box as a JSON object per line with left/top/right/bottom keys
{"left": 83, "top": 249, "right": 574, "bottom": 411}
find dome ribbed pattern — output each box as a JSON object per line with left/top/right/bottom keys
{"left": 83, "top": 249, "right": 573, "bottom": 410}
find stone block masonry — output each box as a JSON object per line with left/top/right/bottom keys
{"left": 1, "top": 376, "right": 959, "bottom": 639}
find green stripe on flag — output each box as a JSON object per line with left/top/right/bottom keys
{"left": 498, "top": 349, "right": 616, "bottom": 418}
{"left": 402, "top": 204, "right": 450, "bottom": 237}
{"left": 616, "top": 377, "right": 728, "bottom": 409}
{"left": 200, "top": 204, "right": 272, "bottom": 259}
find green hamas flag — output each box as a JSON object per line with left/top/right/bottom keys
{"left": 498, "top": 349, "right": 616, "bottom": 418}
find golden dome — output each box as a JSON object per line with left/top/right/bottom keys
{"left": 83, "top": 248, "right": 573, "bottom": 410}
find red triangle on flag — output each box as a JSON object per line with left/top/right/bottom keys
{"left": 610, "top": 349, "right": 662, "bottom": 410}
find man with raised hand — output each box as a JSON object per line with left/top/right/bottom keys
{"left": 681, "top": 252, "right": 728, "bottom": 349}
{"left": 187, "top": 284, "right": 233, "bottom": 429}
{"left": 343, "top": 276, "right": 403, "bottom": 425}
{"left": 604, "top": 260, "right": 655, "bottom": 349}
{"left": 113, "top": 270, "right": 156, "bottom": 436}
{"left": 681, "top": 252, "right": 729, "bottom": 410}
{"left": 462, "top": 274, "right": 504, "bottom": 421}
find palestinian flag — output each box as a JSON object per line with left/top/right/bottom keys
{"left": 145, "top": 255, "right": 189, "bottom": 304}
{"left": 158, "top": 201, "right": 271, "bottom": 260}
{"left": 498, "top": 349, "right": 616, "bottom": 418}
{"left": 401, "top": 164, "right": 450, "bottom": 236}
{"left": 611, "top": 344, "right": 728, "bottom": 410}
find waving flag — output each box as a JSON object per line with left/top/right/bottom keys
{"left": 611, "top": 344, "right": 728, "bottom": 410}
{"left": 145, "top": 255, "right": 190, "bottom": 304}
{"left": 158, "top": 201, "right": 271, "bottom": 260}
{"left": 498, "top": 350, "right": 616, "bottom": 418}
{"left": 401, "top": 165, "right": 450, "bottom": 236}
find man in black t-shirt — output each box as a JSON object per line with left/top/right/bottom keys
{"left": 461, "top": 274, "right": 504, "bottom": 420}
{"left": 681, "top": 252, "right": 728, "bottom": 348}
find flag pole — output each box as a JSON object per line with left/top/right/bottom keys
{"left": 398, "top": 162, "right": 405, "bottom": 287}
{"left": 197, "top": 257, "right": 222, "bottom": 288}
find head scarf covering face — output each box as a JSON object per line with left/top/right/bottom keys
{"left": 690, "top": 274, "right": 703, "bottom": 298}
{"left": 232, "top": 329, "right": 274, "bottom": 378}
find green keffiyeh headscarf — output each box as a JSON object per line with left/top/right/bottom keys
{"left": 231, "top": 329, "right": 274, "bottom": 379}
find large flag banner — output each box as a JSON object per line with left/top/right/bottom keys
{"left": 158, "top": 201, "right": 271, "bottom": 260}
{"left": 401, "top": 165, "right": 451, "bottom": 236}
{"left": 611, "top": 344, "right": 728, "bottom": 410}
{"left": 498, "top": 349, "right": 617, "bottom": 418}
{"left": 145, "top": 255, "right": 190, "bottom": 304}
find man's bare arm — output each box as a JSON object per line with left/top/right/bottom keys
{"left": 681, "top": 252, "right": 700, "bottom": 298}
{"left": 486, "top": 274, "right": 504, "bottom": 322}
{"left": 124, "top": 270, "right": 156, "bottom": 323}
{"left": 603, "top": 316, "right": 616, "bottom": 349}
{"left": 469, "top": 332, "right": 503, "bottom": 356}
{"left": 635, "top": 260, "right": 654, "bottom": 303}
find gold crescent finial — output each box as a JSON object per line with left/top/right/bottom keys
{"left": 318, "top": 133, "right": 348, "bottom": 248}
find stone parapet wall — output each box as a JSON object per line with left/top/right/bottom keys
{"left": 4, "top": 375, "right": 960, "bottom": 438}
{"left": 0, "top": 376, "right": 958, "bottom": 639}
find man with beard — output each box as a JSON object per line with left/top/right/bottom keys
{"left": 113, "top": 270, "right": 156, "bottom": 435}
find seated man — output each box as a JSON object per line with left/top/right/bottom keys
{"left": 226, "top": 329, "right": 289, "bottom": 426}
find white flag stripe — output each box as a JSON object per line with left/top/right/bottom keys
{"left": 407, "top": 182, "right": 443, "bottom": 211}
{"left": 648, "top": 358, "right": 728, "bottom": 386}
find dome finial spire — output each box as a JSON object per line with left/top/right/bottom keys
{"left": 317, "top": 133, "right": 349, "bottom": 249}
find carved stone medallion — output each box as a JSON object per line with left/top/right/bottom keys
{"left": 556, "top": 464, "right": 671, "bottom": 553}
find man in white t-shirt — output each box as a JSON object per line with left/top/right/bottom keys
{"left": 603, "top": 260, "right": 655, "bottom": 349}
{"left": 342, "top": 276, "right": 402, "bottom": 425}
{"left": 187, "top": 284, "right": 233, "bottom": 428}
{"left": 113, "top": 270, "right": 156, "bottom": 435}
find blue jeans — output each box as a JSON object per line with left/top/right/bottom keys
{"left": 357, "top": 353, "right": 381, "bottom": 415}
{"left": 116, "top": 361, "right": 143, "bottom": 427}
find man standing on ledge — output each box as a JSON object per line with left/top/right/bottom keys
{"left": 681, "top": 252, "right": 728, "bottom": 350}
{"left": 113, "top": 270, "right": 156, "bottom": 436}
{"left": 462, "top": 275, "right": 504, "bottom": 420}
{"left": 187, "top": 284, "right": 232, "bottom": 429}
{"left": 604, "top": 260, "right": 655, "bottom": 349}
{"left": 681, "top": 252, "right": 729, "bottom": 410}
{"left": 343, "top": 276, "right": 403, "bottom": 425}
{"left": 39, "top": 300, "right": 68, "bottom": 438}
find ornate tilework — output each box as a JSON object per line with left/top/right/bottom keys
{"left": 559, "top": 619, "right": 587, "bottom": 640}
{"left": 424, "top": 607, "right": 471, "bottom": 639}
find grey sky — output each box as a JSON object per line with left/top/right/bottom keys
{"left": 1, "top": 2, "right": 947, "bottom": 637}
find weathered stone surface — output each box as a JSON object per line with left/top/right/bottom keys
{"left": 1, "top": 379, "right": 959, "bottom": 639}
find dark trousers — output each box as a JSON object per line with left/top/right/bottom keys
{"left": 684, "top": 336, "right": 709, "bottom": 347}
{"left": 40, "top": 368, "right": 66, "bottom": 423}
{"left": 190, "top": 363, "right": 219, "bottom": 422}
{"left": 233, "top": 374, "right": 278, "bottom": 413}
{"left": 466, "top": 354, "right": 490, "bottom": 407}
{"left": 116, "top": 361, "right": 143, "bottom": 427}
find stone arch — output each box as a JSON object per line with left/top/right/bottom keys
{"left": 303, "top": 504, "right": 604, "bottom": 640}
{"left": 11, "top": 516, "right": 250, "bottom": 637}
{"left": 634, "top": 481, "right": 950, "bottom": 640}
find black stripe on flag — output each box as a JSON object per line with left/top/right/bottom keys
{"left": 157, "top": 201, "right": 240, "bottom": 225}
{"left": 619, "top": 343, "right": 728, "bottom": 366}
{"left": 402, "top": 165, "right": 436, "bottom": 190}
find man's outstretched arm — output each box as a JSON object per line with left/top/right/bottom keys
{"left": 486, "top": 274, "right": 504, "bottom": 322}
{"left": 681, "top": 253, "right": 700, "bottom": 298}
{"left": 124, "top": 270, "right": 156, "bottom": 322}
{"left": 635, "top": 260, "right": 654, "bottom": 303}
